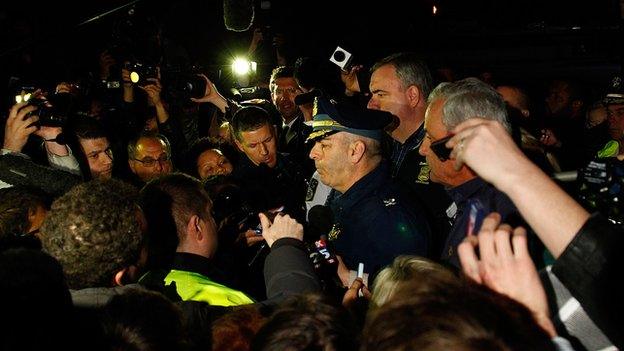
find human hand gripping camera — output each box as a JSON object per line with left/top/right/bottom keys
{"left": 3, "top": 92, "right": 68, "bottom": 157}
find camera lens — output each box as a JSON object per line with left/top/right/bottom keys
{"left": 333, "top": 51, "right": 346, "bottom": 62}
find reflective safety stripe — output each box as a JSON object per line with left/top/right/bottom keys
{"left": 164, "top": 269, "right": 254, "bottom": 306}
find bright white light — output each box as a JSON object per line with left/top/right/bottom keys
{"left": 433, "top": 5, "right": 437, "bottom": 15}
{"left": 232, "top": 58, "right": 251, "bottom": 76}
{"left": 130, "top": 72, "right": 140, "bottom": 83}
{"left": 15, "top": 93, "right": 31, "bottom": 103}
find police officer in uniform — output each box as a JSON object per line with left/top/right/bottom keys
{"left": 307, "top": 96, "right": 431, "bottom": 282}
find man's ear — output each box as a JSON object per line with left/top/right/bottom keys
{"left": 406, "top": 85, "right": 422, "bottom": 108}
{"left": 233, "top": 138, "right": 244, "bottom": 152}
{"left": 349, "top": 140, "right": 366, "bottom": 164}
{"left": 128, "top": 159, "right": 137, "bottom": 173}
{"left": 186, "top": 215, "right": 202, "bottom": 240}
{"left": 113, "top": 268, "right": 128, "bottom": 287}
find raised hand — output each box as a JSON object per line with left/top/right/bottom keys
{"left": 259, "top": 212, "right": 303, "bottom": 248}
{"left": 458, "top": 212, "right": 556, "bottom": 337}
{"left": 3, "top": 101, "right": 39, "bottom": 153}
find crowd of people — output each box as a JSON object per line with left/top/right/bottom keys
{"left": 0, "top": 10, "right": 622, "bottom": 351}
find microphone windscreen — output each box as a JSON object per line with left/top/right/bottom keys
{"left": 224, "top": 0, "right": 255, "bottom": 32}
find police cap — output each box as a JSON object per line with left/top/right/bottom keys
{"left": 306, "top": 96, "right": 394, "bottom": 143}
{"left": 604, "top": 76, "right": 624, "bottom": 106}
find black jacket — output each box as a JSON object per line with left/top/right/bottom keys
{"left": 552, "top": 213, "right": 624, "bottom": 348}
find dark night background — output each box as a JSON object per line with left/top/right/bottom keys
{"left": 0, "top": 0, "right": 622, "bottom": 103}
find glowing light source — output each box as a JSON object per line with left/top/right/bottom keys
{"left": 232, "top": 58, "right": 252, "bottom": 76}
{"left": 130, "top": 72, "right": 140, "bottom": 83}
{"left": 15, "top": 93, "right": 31, "bottom": 103}
{"left": 433, "top": 5, "right": 437, "bottom": 15}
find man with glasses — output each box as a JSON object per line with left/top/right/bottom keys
{"left": 127, "top": 132, "right": 173, "bottom": 184}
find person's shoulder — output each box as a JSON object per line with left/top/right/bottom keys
{"left": 479, "top": 181, "right": 517, "bottom": 215}
{"left": 359, "top": 186, "right": 417, "bottom": 219}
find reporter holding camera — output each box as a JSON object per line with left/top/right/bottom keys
{"left": 2, "top": 98, "right": 80, "bottom": 176}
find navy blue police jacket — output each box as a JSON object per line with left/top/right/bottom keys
{"left": 328, "top": 161, "right": 431, "bottom": 279}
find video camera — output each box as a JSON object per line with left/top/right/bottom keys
{"left": 577, "top": 159, "right": 624, "bottom": 224}
{"left": 230, "top": 86, "right": 271, "bottom": 102}
{"left": 160, "top": 64, "right": 208, "bottom": 100}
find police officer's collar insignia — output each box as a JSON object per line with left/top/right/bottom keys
{"left": 306, "top": 178, "right": 319, "bottom": 201}
{"left": 416, "top": 162, "right": 431, "bottom": 184}
{"left": 328, "top": 224, "right": 341, "bottom": 241}
{"left": 383, "top": 198, "right": 397, "bottom": 207}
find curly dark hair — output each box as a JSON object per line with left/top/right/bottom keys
{"left": 0, "top": 186, "right": 48, "bottom": 251}
{"left": 40, "top": 179, "right": 142, "bottom": 290}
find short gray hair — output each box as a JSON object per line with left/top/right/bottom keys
{"left": 428, "top": 78, "right": 511, "bottom": 132}
{"left": 372, "top": 52, "right": 434, "bottom": 98}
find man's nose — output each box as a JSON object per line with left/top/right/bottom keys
{"left": 419, "top": 139, "right": 430, "bottom": 157}
{"left": 367, "top": 97, "right": 378, "bottom": 110}
{"left": 154, "top": 160, "right": 164, "bottom": 172}
{"left": 309, "top": 143, "right": 320, "bottom": 160}
{"left": 103, "top": 154, "right": 113, "bottom": 165}
{"left": 259, "top": 143, "right": 268, "bottom": 155}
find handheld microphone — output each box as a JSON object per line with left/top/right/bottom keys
{"left": 306, "top": 205, "right": 334, "bottom": 240}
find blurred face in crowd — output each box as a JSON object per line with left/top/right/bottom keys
{"left": 309, "top": 132, "right": 352, "bottom": 193}
{"left": 271, "top": 77, "right": 302, "bottom": 123}
{"left": 419, "top": 98, "right": 458, "bottom": 187}
{"left": 128, "top": 137, "right": 173, "bottom": 182}
{"left": 235, "top": 123, "right": 278, "bottom": 168}
{"left": 196, "top": 149, "right": 233, "bottom": 179}
{"left": 79, "top": 137, "right": 113, "bottom": 180}
{"left": 545, "top": 81, "right": 572, "bottom": 116}
{"left": 607, "top": 104, "right": 624, "bottom": 141}
{"left": 497, "top": 86, "right": 530, "bottom": 119}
